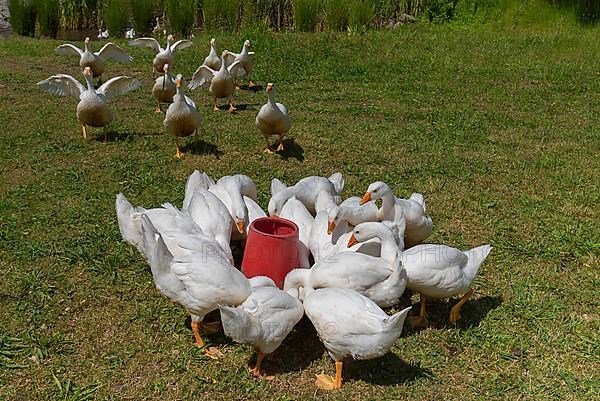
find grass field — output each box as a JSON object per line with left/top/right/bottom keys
{"left": 0, "top": 24, "right": 599, "bottom": 400}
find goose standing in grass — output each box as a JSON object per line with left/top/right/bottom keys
{"left": 164, "top": 74, "right": 201, "bottom": 158}
{"left": 203, "top": 38, "right": 221, "bottom": 71}
{"left": 360, "top": 181, "right": 433, "bottom": 247}
{"left": 143, "top": 219, "right": 251, "bottom": 358}
{"left": 220, "top": 277, "right": 303, "bottom": 379}
{"left": 225, "top": 39, "right": 255, "bottom": 88}
{"left": 37, "top": 67, "right": 141, "bottom": 142}
{"left": 189, "top": 50, "right": 243, "bottom": 113}
{"left": 128, "top": 34, "right": 192, "bottom": 74}
{"left": 256, "top": 83, "right": 292, "bottom": 153}
{"left": 303, "top": 288, "right": 411, "bottom": 390}
{"left": 402, "top": 244, "right": 493, "bottom": 327}
{"left": 152, "top": 63, "right": 176, "bottom": 113}
{"left": 55, "top": 37, "right": 132, "bottom": 84}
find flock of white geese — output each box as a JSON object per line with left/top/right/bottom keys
{"left": 37, "top": 35, "right": 291, "bottom": 157}
{"left": 116, "top": 171, "right": 492, "bottom": 390}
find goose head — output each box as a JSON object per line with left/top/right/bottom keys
{"left": 162, "top": 63, "right": 170, "bottom": 89}
{"left": 84, "top": 37, "right": 91, "bottom": 50}
{"left": 360, "top": 181, "right": 391, "bottom": 205}
{"left": 327, "top": 206, "right": 341, "bottom": 235}
{"left": 243, "top": 39, "right": 251, "bottom": 50}
{"left": 347, "top": 222, "right": 391, "bottom": 248}
{"left": 175, "top": 73, "right": 183, "bottom": 88}
{"left": 268, "top": 193, "right": 286, "bottom": 217}
{"left": 210, "top": 38, "right": 216, "bottom": 47}
{"left": 167, "top": 34, "right": 174, "bottom": 48}
{"left": 232, "top": 206, "right": 247, "bottom": 234}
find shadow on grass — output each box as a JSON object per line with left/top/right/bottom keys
{"left": 181, "top": 139, "right": 223, "bottom": 158}
{"left": 214, "top": 103, "right": 260, "bottom": 113}
{"left": 102, "top": 130, "right": 164, "bottom": 142}
{"left": 407, "top": 295, "right": 503, "bottom": 331}
{"left": 277, "top": 138, "right": 304, "bottom": 162}
{"left": 238, "top": 84, "right": 263, "bottom": 93}
{"left": 344, "top": 353, "right": 433, "bottom": 386}
{"left": 248, "top": 315, "right": 325, "bottom": 375}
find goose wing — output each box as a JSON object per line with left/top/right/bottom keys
{"left": 97, "top": 76, "right": 141, "bottom": 102}
{"left": 37, "top": 74, "right": 85, "bottom": 99}
{"left": 96, "top": 43, "right": 133, "bottom": 63}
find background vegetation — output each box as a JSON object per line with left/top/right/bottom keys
{"left": 0, "top": 22, "right": 598, "bottom": 400}
{"left": 6, "top": 0, "right": 600, "bottom": 37}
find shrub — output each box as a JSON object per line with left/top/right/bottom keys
{"left": 294, "top": 0, "right": 321, "bottom": 31}
{"left": 425, "top": 0, "right": 458, "bottom": 23}
{"left": 166, "top": 0, "right": 198, "bottom": 36}
{"left": 8, "top": 0, "right": 37, "bottom": 36}
{"left": 130, "top": 0, "right": 158, "bottom": 35}
{"left": 104, "top": 0, "right": 129, "bottom": 36}
{"left": 35, "top": 0, "right": 60, "bottom": 37}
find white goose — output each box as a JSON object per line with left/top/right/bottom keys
{"left": 284, "top": 222, "right": 407, "bottom": 308}
{"left": 225, "top": 39, "right": 255, "bottom": 87}
{"left": 326, "top": 196, "right": 379, "bottom": 235}
{"left": 163, "top": 74, "right": 201, "bottom": 158}
{"left": 256, "top": 83, "right": 292, "bottom": 153}
{"left": 189, "top": 50, "right": 243, "bottom": 112}
{"left": 208, "top": 174, "right": 260, "bottom": 239}
{"left": 185, "top": 188, "right": 234, "bottom": 265}
{"left": 203, "top": 38, "right": 221, "bottom": 71}
{"left": 143, "top": 220, "right": 250, "bottom": 358}
{"left": 220, "top": 276, "right": 303, "bottom": 378}
{"left": 303, "top": 288, "right": 411, "bottom": 390}
{"left": 37, "top": 67, "right": 141, "bottom": 142}
{"left": 401, "top": 243, "right": 493, "bottom": 327}
{"left": 279, "top": 196, "right": 314, "bottom": 268}
{"left": 268, "top": 173, "right": 344, "bottom": 217}
{"left": 55, "top": 37, "right": 132, "bottom": 83}
{"left": 152, "top": 63, "right": 176, "bottom": 113}
{"left": 128, "top": 35, "right": 192, "bottom": 74}
{"left": 360, "top": 181, "right": 433, "bottom": 247}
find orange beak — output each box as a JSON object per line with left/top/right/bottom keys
{"left": 327, "top": 220, "right": 335, "bottom": 235}
{"left": 236, "top": 221, "right": 244, "bottom": 234}
{"left": 359, "top": 192, "right": 372, "bottom": 205}
{"left": 347, "top": 234, "right": 359, "bottom": 248}
{"left": 175, "top": 78, "right": 181, "bottom": 88}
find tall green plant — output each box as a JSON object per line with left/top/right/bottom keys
{"left": 60, "top": 0, "right": 99, "bottom": 30}
{"left": 35, "top": 0, "right": 60, "bottom": 37}
{"left": 8, "top": 0, "right": 36, "bottom": 36}
{"left": 324, "top": 0, "right": 349, "bottom": 30}
{"left": 203, "top": 0, "right": 240, "bottom": 31}
{"left": 166, "top": 0, "right": 198, "bottom": 36}
{"left": 349, "top": 0, "right": 374, "bottom": 28}
{"left": 294, "top": 0, "right": 321, "bottom": 31}
{"left": 130, "top": 0, "right": 158, "bottom": 35}
{"left": 104, "top": 0, "right": 129, "bottom": 35}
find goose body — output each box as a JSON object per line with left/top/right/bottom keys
{"left": 285, "top": 222, "right": 407, "bottom": 307}
{"left": 225, "top": 39, "right": 254, "bottom": 85}
{"left": 129, "top": 35, "right": 192, "bottom": 73}
{"left": 208, "top": 174, "right": 259, "bottom": 238}
{"left": 256, "top": 83, "right": 292, "bottom": 153}
{"left": 220, "top": 276, "right": 303, "bottom": 378}
{"left": 37, "top": 67, "right": 140, "bottom": 141}
{"left": 203, "top": 38, "right": 221, "bottom": 71}
{"left": 268, "top": 173, "right": 344, "bottom": 217}
{"left": 189, "top": 50, "right": 243, "bottom": 112}
{"left": 361, "top": 181, "right": 433, "bottom": 247}
{"left": 303, "top": 288, "right": 411, "bottom": 390}
{"left": 152, "top": 63, "right": 176, "bottom": 112}
{"left": 55, "top": 37, "right": 132, "bottom": 81}
{"left": 279, "top": 196, "right": 314, "bottom": 268}
{"left": 164, "top": 74, "right": 201, "bottom": 158}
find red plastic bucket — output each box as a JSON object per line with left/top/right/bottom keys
{"left": 241, "top": 217, "right": 300, "bottom": 288}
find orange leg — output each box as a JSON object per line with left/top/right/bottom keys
{"left": 103, "top": 126, "right": 108, "bottom": 142}
{"left": 81, "top": 124, "right": 87, "bottom": 143}
{"left": 174, "top": 137, "right": 183, "bottom": 158}
{"left": 249, "top": 351, "right": 273, "bottom": 379}
{"left": 191, "top": 321, "right": 222, "bottom": 359}
{"left": 315, "top": 361, "right": 343, "bottom": 390}
{"left": 449, "top": 288, "right": 474, "bottom": 324}
{"left": 276, "top": 134, "right": 285, "bottom": 151}
{"left": 227, "top": 98, "right": 237, "bottom": 113}
{"left": 155, "top": 102, "right": 163, "bottom": 113}
{"left": 407, "top": 294, "right": 429, "bottom": 328}
{"left": 213, "top": 98, "right": 219, "bottom": 111}
{"left": 263, "top": 135, "right": 273, "bottom": 154}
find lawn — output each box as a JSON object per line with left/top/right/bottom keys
{"left": 0, "top": 24, "right": 598, "bottom": 400}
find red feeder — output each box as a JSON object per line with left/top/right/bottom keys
{"left": 241, "top": 217, "right": 300, "bottom": 288}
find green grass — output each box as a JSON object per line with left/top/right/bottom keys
{"left": 0, "top": 24, "right": 599, "bottom": 400}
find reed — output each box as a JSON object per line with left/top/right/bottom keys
{"left": 8, "top": 0, "right": 36, "bottom": 36}
{"left": 103, "top": 0, "right": 129, "bottom": 36}
{"left": 294, "top": 0, "right": 321, "bottom": 31}
{"left": 130, "top": 0, "right": 158, "bottom": 35}
{"left": 35, "top": 0, "right": 60, "bottom": 37}
{"left": 166, "top": 0, "right": 198, "bottom": 36}
{"left": 202, "top": 0, "right": 240, "bottom": 31}
{"left": 349, "top": 0, "right": 374, "bottom": 28}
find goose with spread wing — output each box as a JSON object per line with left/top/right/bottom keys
{"left": 37, "top": 67, "right": 141, "bottom": 142}
{"left": 203, "top": 38, "right": 221, "bottom": 71}
{"left": 225, "top": 39, "right": 255, "bottom": 88}
{"left": 128, "top": 34, "right": 192, "bottom": 74}
{"left": 189, "top": 50, "right": 243, "bottom": 113}
{"left": 55, "top": 37, "right": 132, "bottom": 84}
{"left": 152, "top": 63, "right": 176, "bottom": 113}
